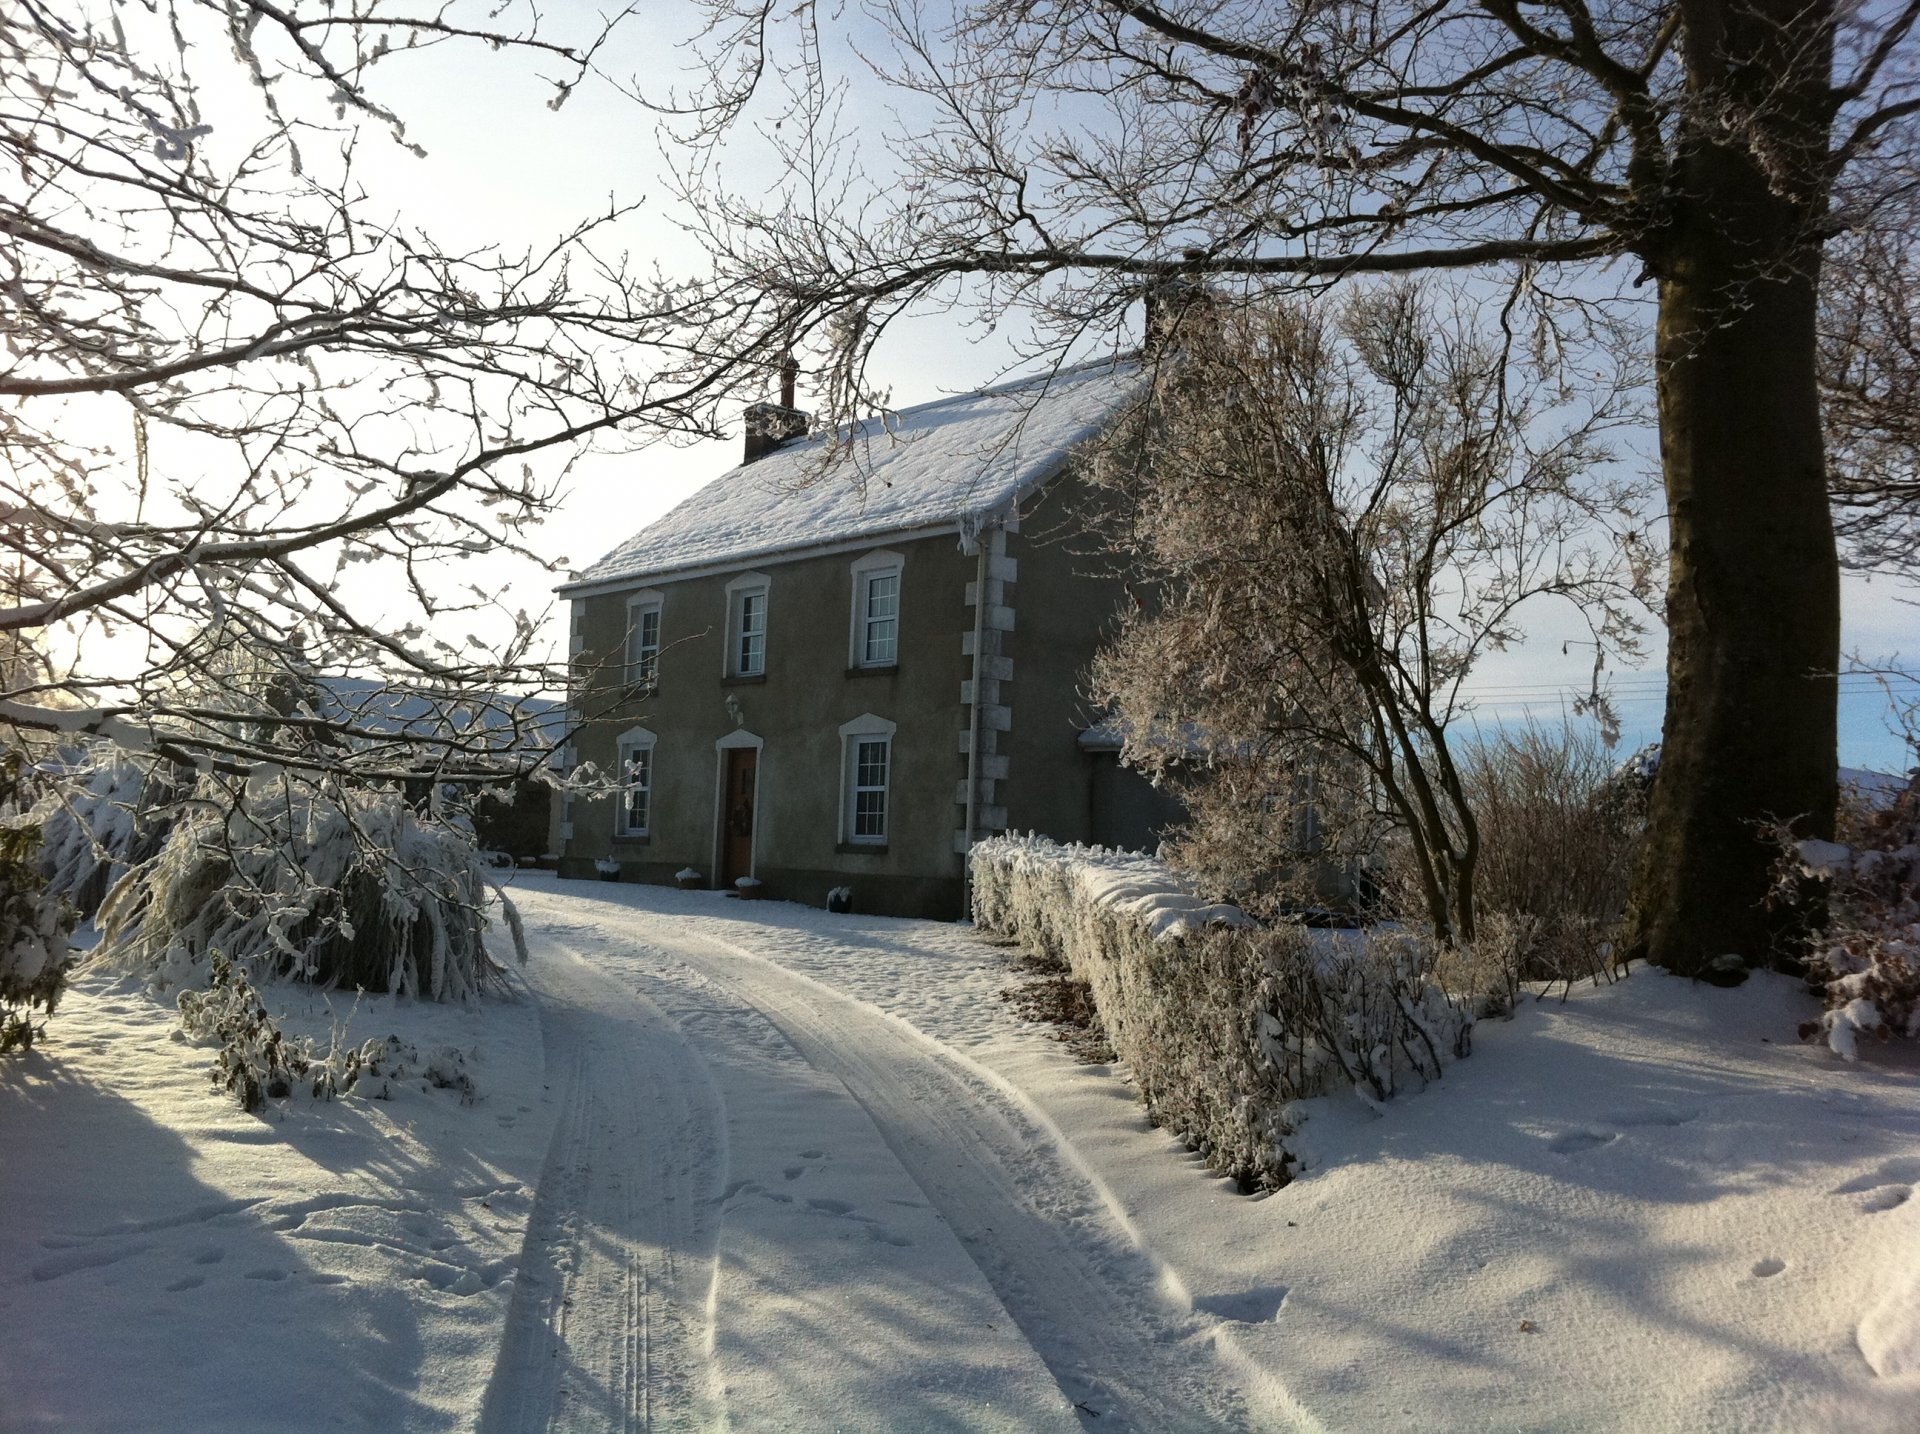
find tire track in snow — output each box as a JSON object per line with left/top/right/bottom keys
{"left": 479, "top": 937, "right": 728, "bottom": 1434}
{"left": 624, "top": 918, "right": 1265, "bottom": 1434}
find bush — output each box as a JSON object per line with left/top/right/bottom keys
{"left": 37, "top": 743, "right": 179, "bottom": 919}
{"left": 178, "top": 953, "right": 482, "bottom": 1111}
{"left": 1792, "top": 774, "right": 1920, "bottom": 1059}
{"left": 99, "top": 772, "right": 523, "bottom": 1001}
{"left": 971, "top": 834, "right": 1471, "bottom": 1190}
{"left": 1444, "top": 724, "right": 1642, "bottom": 988}
{"left": 177, "top": 953, "right": 317, "bottom": 1111}
{"left": 1, "top": 750, "right": 76, "bottom": 1053}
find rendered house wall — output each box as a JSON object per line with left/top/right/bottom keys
{"left": 998, "top": 471, "right": 1148, "bottom": 848}
{"left": 561, "top": 531, "right": 978, "bottom": 915}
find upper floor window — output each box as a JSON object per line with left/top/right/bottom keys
{"left": 725, "top": 573, "right": 771, "bottom": 678}
{"left": 627, "top": 591, "right": 663, "bottom": 689}
{"left": 615, "top": 726, "right": 657, "bottom": 837}
{"left": 848, "top": 550, "right": 904, "bottom": 669}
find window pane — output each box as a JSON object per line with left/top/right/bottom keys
{"left": 851, "top": 738, "right": 888, "bottom": 840}
{"left": 862, "top": 573, "right": 898, "bottom": 665}
{"left": 620, "top": 747, "right": 651, "bottom": 834}
{"left": 738, "top": 590, "right": 766, "bottom": 674}
{"left": 633, "top": 607, "right": 660, "bottom": 683}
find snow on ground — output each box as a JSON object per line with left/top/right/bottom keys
{"left": 498, "top": 875, "right": 1920, "bottom": 1433}
{"left": 0, "top": 954, "right": 554, "bottom": 1433}
{"left": 5, "top": 873, "right": 1919, "bottom": 1431}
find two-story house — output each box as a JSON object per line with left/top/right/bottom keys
{"left": 553, "top": 356, "right": 1184, "bottom": 917}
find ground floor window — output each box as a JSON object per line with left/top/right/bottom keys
{"left": 615, "top": 727, "right": 657, "bottom": 837}
{"left": 852, "top": 738, "right": 889, "bottom": 840}
{"left": 831, "top": 709, "right": 897, "bottom": 849}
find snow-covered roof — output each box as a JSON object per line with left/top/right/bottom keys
{"left": 562, "top": 357, "right": 1142, "bottom": 592}
{"left": 316, "top": 678, "right": 565, "bottom": 753}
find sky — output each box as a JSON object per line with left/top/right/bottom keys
{"left": 100, "top": 0, "right": 1920, "bottom": 774}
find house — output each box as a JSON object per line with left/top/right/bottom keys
{"left": 552, "top": 357, "right": 1185, "bottom": 917}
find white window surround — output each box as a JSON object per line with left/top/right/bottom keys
{"left": 615, "top": 725, "right": 657, "bottom": 838}
{"left": 626, "top": 589, "right": 664, "bottom": 689}
{"left": 724, "top": 571, "right": 771, "bottom": 678}
{"left": 837, "top": 713, "right": 897, "bottom": 846}
{"left": 847, "top": 549, "right": 905, "bottom": 669}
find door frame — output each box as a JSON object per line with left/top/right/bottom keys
{"left": 712, "top": 728, "right": 764, "bottom": 887}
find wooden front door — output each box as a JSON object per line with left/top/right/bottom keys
{"left": 720, "top": 746, "right": 758, "bottom": 888}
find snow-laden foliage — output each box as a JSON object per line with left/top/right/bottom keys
{"left": 1794, "top": 774, "right": 1920, "bottom": 1058}
{"left": 36, "top": 743, "right": 178, "bottom": 918}
{"left": 971, "top": 834, "right": 1472, "bottom": 1190}
{"left": 1, "top": 750, "right": 76, "bottom": 1052}
{"left": 98, "top": 773, "right": 523, "bottom": 1002}
{"left": 1086, "top": 289, "right": 1649, "bottom": 944}
{"left": 177, "top": 953, "right": 484, "bottom": 1112}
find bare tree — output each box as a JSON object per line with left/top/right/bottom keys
{"left": 0, "top": 0, "right": 768, "bottom": 785}
{"left": 657, "top": 0, "right": 1920, "bottom": 976}
{"left": 1822, "top": 200, "right": 1920, "bottom": 576}
{"left": 1088, "top": 285, "right": 1650, "bottom": 943}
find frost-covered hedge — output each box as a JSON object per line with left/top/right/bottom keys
{"left": 971, "top": 834, "right": 1471, "bottom": 1189}
{"left": 1794, "top": 775, "right": 1920, "bottom": 1059}
{"left": 98, "top": 774, "right": 523, "bottom": 1001}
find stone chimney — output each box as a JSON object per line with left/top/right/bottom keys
{"left": 743, "top": 352, "right": 810, "bottom": 463}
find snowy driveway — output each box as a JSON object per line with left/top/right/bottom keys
{"left": 485, "top": 880, "right": 1271, "bottom": 1432}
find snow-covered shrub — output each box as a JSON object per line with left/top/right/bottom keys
{"left": 36, "top": 742, "right": 179, "bottom": 919}
{"left": 177, "top": 953, "right": 483, "bottom": 1110}
{"left": 1455, "top": 725, "right": 1642, "bottom": 985}
{"left": 99, "top": 773, "right": 522, "bottom": 1001}
{"left": 1, "top": 750, "right": 76, "bottom": 1053}
{"left": 177, "top": 953, "right": 315, "bottom": 1111}
{"left": 971, "top": 834, "right": 1471, "bottom": 1189}
{"left": 1792, "top": 774, "right": 1920, "bottom": 1058}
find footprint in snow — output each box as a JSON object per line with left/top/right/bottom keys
{"left": 166, "top": 1276, "right": 204, "bottom": 1293}
{"left": 418, "top": 1263, "right": 486, "bottom": 1296}
{"left": 1750, "top": 1257, "right": 1786, "bottom": 1279}
{"left": 785, "top": 1150, "right": 831, "bottom": 1179}
{"left": 806, "top": 1198, "right": 855, "bottom": 1216}
{"left": 1547, "top": 1129, "right": 1619, "bottom": 1155}
{"left": 1609, "top": 1107, "right": 1701, "bottom": 1129}
{"left": 1194, "top": 1285, "right": 1289, "bottom": 1323}
{"left": 1833, "top": 1158, "right": 1920, "bottom": 1196}
{"left": 192, "top": 1248, "right": 224, "bottom": 1265}
{"left": 30, "top": 1244, "right": 148, "bottom": 1283}
{"left": 244, "top": 1268, "right": 289, "bottom": 1282}
{"left": 1859, "top": 1185, "right": 1912, "bottom": 1213}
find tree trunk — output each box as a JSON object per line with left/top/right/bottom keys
{"left": 1623, "top": 0, "right": 1839, "bottom": 976}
